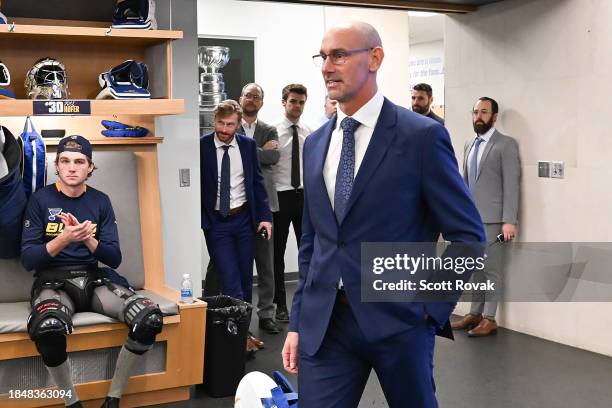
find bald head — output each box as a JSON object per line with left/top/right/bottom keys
{"left": 319, "top": 21, "right": 384, "bottom": 115}
{"left": 327, "top": 21, "right": 382, "bottom": 49}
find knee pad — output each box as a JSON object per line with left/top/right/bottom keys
{"left": 35, "top": 332, "right": 67, "bottom": 367}
{"left": 123, "top": 295, "right": 163, "bottom": 348}
{"left": 27, "top": 298, "right": 73, "bottom": 342}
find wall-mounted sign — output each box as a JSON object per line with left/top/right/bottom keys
{"left": 33, "top": 100, "right": 91, "bottom": 116}
{"left": 409, "top": 57, "right": 444, "bottom": 81}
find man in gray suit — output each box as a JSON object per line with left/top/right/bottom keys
{"left": 452, "top": 96, "right": 520, "bottom": 337}
{"left": 239, "top": 83, "right": 283, "bottom": 335}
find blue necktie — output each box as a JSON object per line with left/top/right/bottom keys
{"left": 468, "top": 137, "right": 484, "bottom": 191}
{"left": 219, "top": 145, "right": 231, "bottom": 217}
{"left": 334, "top": 117, "right": 360, "bottom": 223}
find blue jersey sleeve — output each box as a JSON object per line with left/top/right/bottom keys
{"left": 20, "top": 193, "right": 53, "bottom": 271}
{"left": 93, "top": 195, "right": 122, "bottom": 269}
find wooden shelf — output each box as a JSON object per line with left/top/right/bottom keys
{"left": 0, "top": 99, "right": 185, "bottom": 116}
{"left": 43, "top": 136, "right": 164, "bottom": 147}
{"left": 0, "top": 23, "right": 183, "bottom": 46}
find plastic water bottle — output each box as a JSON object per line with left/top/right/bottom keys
{"left": 180, "top": 273, "right": 194, "bottom": 304}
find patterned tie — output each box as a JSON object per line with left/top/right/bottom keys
{"left": 334, "top": 117, "right": 361, "bottom": 223}
{"left": 468, "top": 137, "right": 484, "bottom": 191}
{"left": 219, "top": 145, "right": 231, "bottom": 217}
{"left": 291, "top": 124, "right": 301, "bottom": 189}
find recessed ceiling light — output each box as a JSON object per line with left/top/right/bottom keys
{"left": 408, "top": 11, "right": 438, "bottom": 17}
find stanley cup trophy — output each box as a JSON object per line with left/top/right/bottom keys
{"left": 199, "top": 46, "right": 230, "bottom": 134}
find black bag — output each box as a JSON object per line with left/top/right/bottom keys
{"left": 0, "top": 126, "right": 28, "bottom": 259}
{"left": 200, "top": 295, "right": 253, "bottom": 397}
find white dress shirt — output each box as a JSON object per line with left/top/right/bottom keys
{"left": 214, "top": 134, "right": 246, "bottom": 210}
{"left": 274, "top": 117, "right": 312, "bottom": 191}
{"left": 467, "top": 126, "right": 495, "bottom": 176}
{"left": 241, "top": 118, "right": 257, "bottom": 138}
{"left": 323, "top": 91, "right": 385, "bottom": 209}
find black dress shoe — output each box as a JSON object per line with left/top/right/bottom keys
{"left": 276, "top": 306, "right": 290, "bottom": 323}
{"left": 101, "top": 396, "right": 120, "bottom": 408}
{"left": 259, "top": 318, "right": 282, "bottom": 334}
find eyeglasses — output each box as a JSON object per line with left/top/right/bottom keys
{"left": 312, "top": 48, "right": 373, "bottom": 67}
{"left": 242, "top": 93, "right": 263, "bottom": 101}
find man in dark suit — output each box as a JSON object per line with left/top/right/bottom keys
{"left": 239, "top": 83, "right": 283, "bottom": 335}
{"left": 200, "top": 100, "right": 272, "bottom": 304}
{"left": 273, "top": 84, "right": 312, "bottom": 323}
{"left": 411, "top": 82, "right": 445, "bottom": 125}
{"left": 281, "top": 22, "right": 485, "bottom": 407}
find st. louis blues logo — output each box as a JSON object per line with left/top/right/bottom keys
{"left": 48, "top": 208, "right": 62, "bottom": 221}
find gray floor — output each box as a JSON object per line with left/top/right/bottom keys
{"left": 154, "top": 281, "right": 612, "bottom": 408}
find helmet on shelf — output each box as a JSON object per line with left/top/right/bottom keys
{"left": 0, "top": 60, "right": 10, "bottom": 86}
{"left": 24, "top": 57, "right": 69, "bottom": 100}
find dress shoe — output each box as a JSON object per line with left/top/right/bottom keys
{"left": 259, "top": 317, "right": 282, "bottom": 334}
{"left": 248, "top": 334, "right": 265, "bottom": 349}
{"left": 246, "top": 337, "right": 259, "bottom": 359}
{"left": 100, "top": 396, "right": 120, "bottom": 408}
{"left": 451, "top": 313, "right": 482, "bottom": 330}
{"left": 468, "top": 318, "right": 498, "bottom": 337}
{"left": 276, "top": 306, "right": 290, "bottom": 323}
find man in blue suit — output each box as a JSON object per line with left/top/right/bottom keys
{"left": 281, "top": 22, "right": 485, "bottom": 407}
{"left": 200, "top": 100, "right": 272, "bottom": 303}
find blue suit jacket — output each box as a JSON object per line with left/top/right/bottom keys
{"left": 200, "top": 132, "right": 272, "bottom": 231}
{"left": 289, "top": 98, "right": 485, "bottom": 356}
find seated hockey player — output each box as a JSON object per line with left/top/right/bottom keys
{"left": 21, "top": 135, "right": 163, "bottom": 408}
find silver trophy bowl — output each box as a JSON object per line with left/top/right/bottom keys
{"left": 199, "top": 93, "right": 226, "bottom": 106}
{"left": 198, "top": 45, "right": 231, "bottom": 134}
{"left": 199, "top": 81, "right": 225, "bottom": 93}
{"left": 198, "top": 46, "right": 230, "bottom": 73}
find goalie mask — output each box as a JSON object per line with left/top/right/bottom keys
{"left": 0, "top": 61, "right": 10, "bottom": 86}
{"left": 25, "top": 58, "right": 69, "bottom": 100}
{"left": 96, "top": 60, "right": 150, "bottom": 100}
{"left": 112, "top": 0, "right": 157, "bottom": 30}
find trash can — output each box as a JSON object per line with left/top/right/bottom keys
{"left": 200, "top": 295, "right": 253, "bottom": 397}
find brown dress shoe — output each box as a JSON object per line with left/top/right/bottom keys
{"left": 248, "top": 335, "right": 265, "bottom": 349}
{"left": 246, "top": 337, "right": 259, "bottom": 358}
{"left": 468, "top": 318, "right": 498, "bottom": 337}
{"left": 451, "top": 313, "right": 483, "bottom": 330}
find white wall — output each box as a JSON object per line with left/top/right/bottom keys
{"left": 198, "top": 0, "right": 326, "bottom": 130}
{"left": 198, "top": 0, "right": 410, "bottom": 274}
{"left": 156, "top": 0, "right": 203, "bottom": 295}
{"left": 445, "top": 0, "right": 612, "bottom": 356}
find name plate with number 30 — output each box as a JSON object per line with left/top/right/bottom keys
{"left": 33, "top": 100, "right": 92, "bottom": 116}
